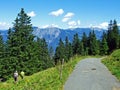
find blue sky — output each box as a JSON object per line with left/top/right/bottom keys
{"left": 0, "top": 0, "right": 120, "bottom": 29}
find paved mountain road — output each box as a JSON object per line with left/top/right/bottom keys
{"left": 64, "top": 58, "right": 120, "bottom": 90}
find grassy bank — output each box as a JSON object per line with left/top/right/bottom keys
{"left": 102, "top": 49, "right": 120, "bottom": 80}
{"left": 0, "top": 55, "right": 86, "bottom": 90}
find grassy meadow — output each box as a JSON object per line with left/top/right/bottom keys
{"left": 0, "top": 56, "right": 87, "bottom": 90}
{"left": 102, "top": 49, "right": 120, "bottom": 80}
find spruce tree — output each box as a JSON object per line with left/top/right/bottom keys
{"left": 49, "top": 46, "right": 54, "bottom": 60}
{"left": 7, "top": 8, "right": 35, "bottom": 75}
{"left": 79, "top": 41, "right": 84, "bottom": 55}
{"left": 1, "top": 29, "right": 19, "bottom": 81}
{"left": 65, "top": 36, "right": 70, "bottom": 61}
{"left": 0, "top": 33, "right": 5, "bottom": 58}
{"left": 65, "top": 36, "right": 73, "bottom": 61}
{"left": 81, "top": 32, "right": 88, "bottom": 55}
{"left": 68, "top": 42, "right": 73, "bottom": 58}
{"left": 0, "top": 33, "right": 6, "bottom": 80}
{"left": 88, "top": 31, "right": 99, "bottom": 55}
{"left": 100, "top": 32, "right": 108, "bottom": 55}
{"left": 54, "top": 38, "right": 66, "bottom": 64}
{"left": 119, "top": 35, "right": 120, "bottom": 48}
{"left": 107, "top": 20, "right": 119, "bottom": 53}
{"left": 38, "top": 38, "right": 53, "bottom": 69}
{"left": 87, "top": 31, "right": 92, "bottom": 55}
{"left": 112, "top": 20, "right": 119, "bottom": 49}
{"left": 72, "top": 33, "right": 80, "bottom": 55}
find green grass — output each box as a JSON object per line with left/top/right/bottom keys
{"left": 102, "top": 49, "right": 120, "bottom": 80}
{"left": 0, "top": 55, "right": 87, "bottom": 90}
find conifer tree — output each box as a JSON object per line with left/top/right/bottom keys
{"left": 65, "top": 36, "right": 73, "bottom": 61}
{"left": 68, "top": 42, "right": 73, "bottom": 58}
{"left": 0, "top": 33, "right": 6, "bottom": 80}
{"left": 87, "top": 31, "right": 92, "bottom": 55}
{"left": 119, "top": 35, "right": 120, "bottom": 48}
{"left": 72, "top": 33, "right": 80, "bottom": 55}
{"left": 54, "top": 38, "right": 66, "bottom": 64}
{"left": 38, "top": 38, "right": 53, "bottom": 69}
{"left": 65, "top": 36, "right": 70, "bottom": 61}
{"left": 100, "top": 32, "right": 108, "bottom": 55}
{"left": 112, "top": 20, "right": 119, "bottom": 49}
{"left": 88, "top": 31, "right": 99, "bottom": 55}
{"left": 0, "top": 28, "right": 18, "bottom": 80}
{"left": 49, "top": 46, "right": 54, "bottom": 60}
{"left": 107, "top": 20, "right": 119, "bottom": 53}
{"left": 81, "top": 32, "right": 88, "bottom": 55}
{"left": 0, "top": 33, "right": 5, "bottom": 58}
{"left": 79, "top": 41, "right": 84, "bottom": 55}
{"left": 7, "top": 8, "right": 35, "bottom": 75}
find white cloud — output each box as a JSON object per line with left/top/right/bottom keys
{"left": 62, "top": 17, "right": 70, "bottom": 22}
{"left": 42, "top": 24, "right": 59, "bottom": 28}
{"left": 64, "top": 12, "right": 74, "bottom": 18}
{"left": 68, "top": 20, "right": 81, "bottom": 28}
{"left": 27, "top": 11, "right": 36, "bottom": 17}
{"left": 89, "top": 22, "right": 108, "bottom": 29}
{"left": 62, "top": 12, "right": 74, "bottom": 22}
{"left": 51, "top": 24, "right": 59, "bottom": 28}
{"left": 118, "top": 23, "right": 120, "bottom": 26}
{"left": 100, "top": 22, "right": 108, "bottom": 29}
{"left": 77, "top": 20, "right": 81, "bottom": 25}
{"left": 0, "top": 22, "right": 11, "bottom": 30}
{"left": 68, "top": 21, "right": 77, "bottom": 26}
{"left": 49, "top": 9, "right": 64, "bottom": 17}
{"left": 42, "top": 25, "right": 49, "bottom": 28}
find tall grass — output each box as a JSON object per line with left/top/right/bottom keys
{"left": 0, "top": 55, "right": 86, "bottom": 90}
{"left": 102, "top": 49, "right": 120, "bottom": 80}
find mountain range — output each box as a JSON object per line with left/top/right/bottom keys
{"left": 33, "top": 27, "right": 106, "bottom": 50}
{"left": 0, "top": 27, "right": 106, "bottom": 50}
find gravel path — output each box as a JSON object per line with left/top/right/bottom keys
{"left": 64, "top": 58, "right": 120, "bottom": 90}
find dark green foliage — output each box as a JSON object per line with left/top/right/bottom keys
{"left": 0, "top": 8, "right": 53, "bottom": 81}
{"left": 107, "top": 20, "right": 119, "bottom": 53}
{"left": 72, "top": 33, "right": 80, "bottom": 55}
{"left": 54, "top": 37, "right": 73, "bottom": 64}
{"left": 87, "top": 31, "right": 100, "bottom": 55}
{"left": 7, "top": 8, "right": 35, "bottom": 75}
{"left": 81, "top": 32, "right": 88, "bottom": 55}
{"left": 68, "top": 42, "right": 73, "bottom": 59}
{"left": 65, "top": 37, "right": 69, "bottom": 61}
{"left": 78, "top": 41, "right": 84, "bottom": 55}
{"left": 65, "top": 36, "right": 73, "bottom": 61}
{"left": 49, "top": 46, "right": 54, "bottom": 60}
{"left": 100, "top": 32, "right": 109, "bottom": 55}
{"left": 36, "top": 38, "right": 53, "bottom": 70}
{"left": 54, "top": 38, "right": 66, "bottom": 64}
{"left": 0, "top": 33, "right": 5, "bottom": 58}
{"left": 119, "top": 35, "right": 120, "bottom": 48}
{"left": 0, "top": 33, "right": 6, "bottom": 80}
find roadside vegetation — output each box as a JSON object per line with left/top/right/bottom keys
{"left": 102, "top": 49, "right": 120, "bottom": 80}
{"left": 0, "top": 56, "right": 87, "bottom": 90}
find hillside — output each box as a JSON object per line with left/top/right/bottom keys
{"left": 102, "top": 49, "right": 120, "bottom": 80}
{"left": 0, "top": 56, "right": 86, "bottom": 90}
